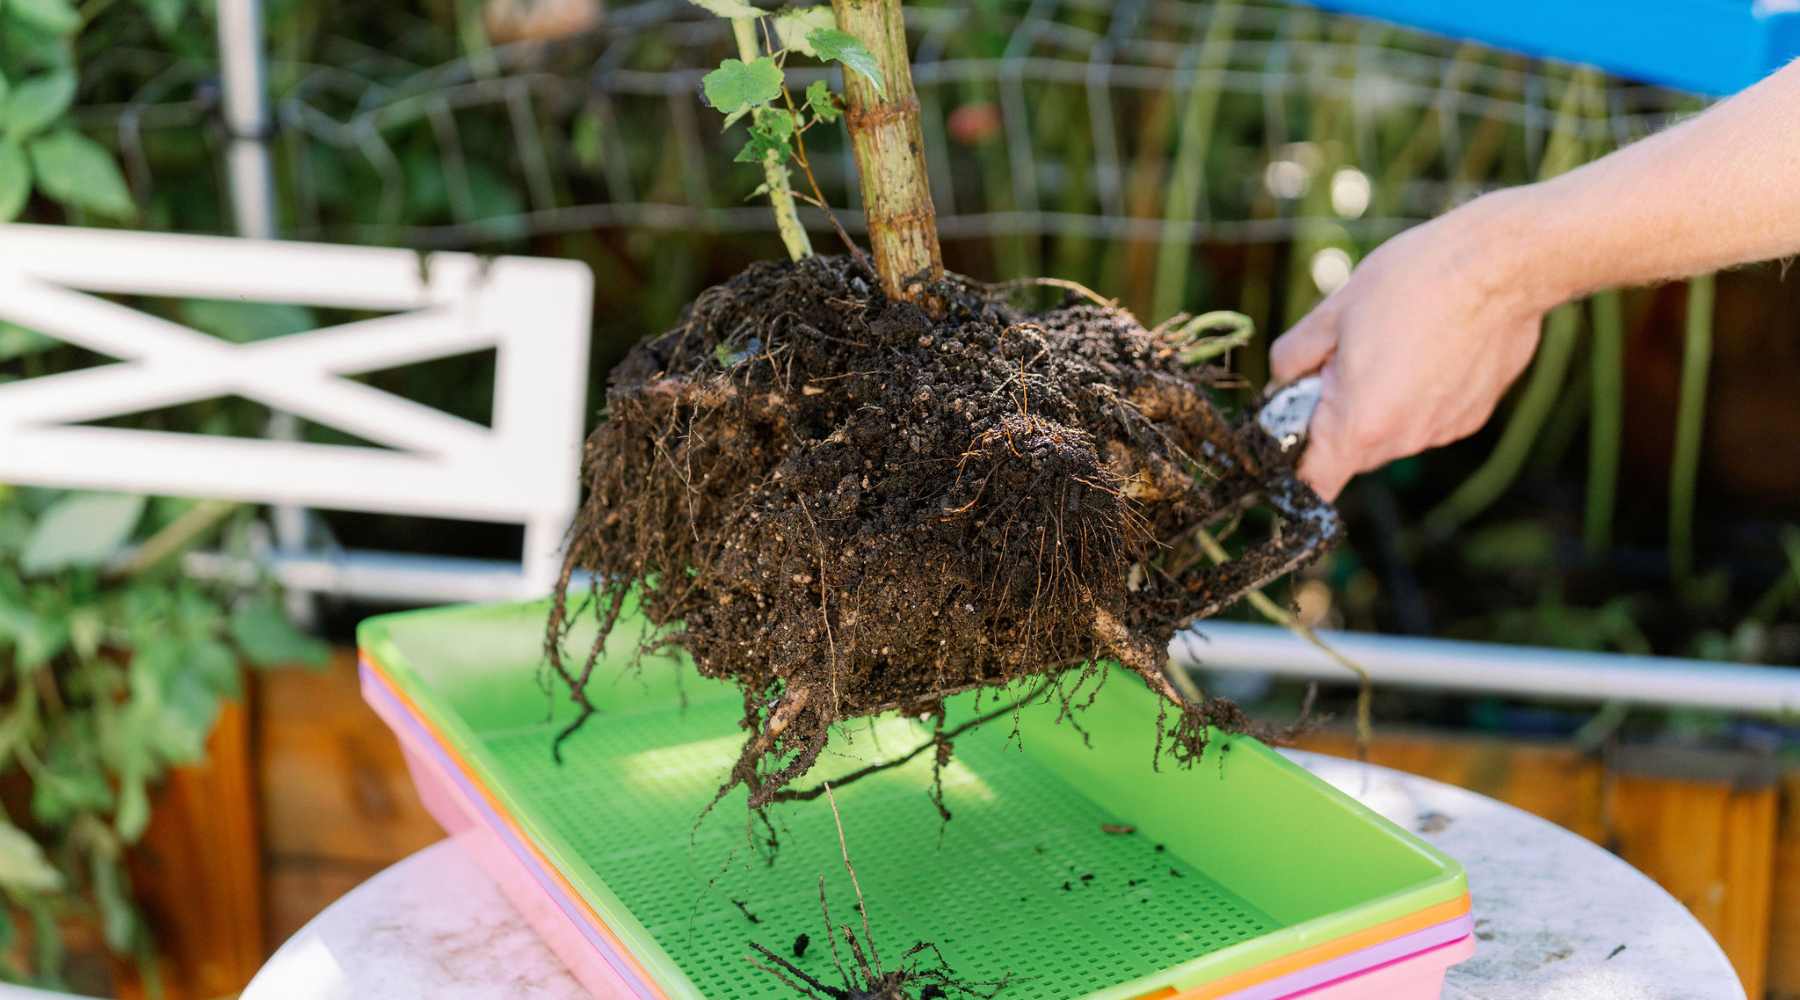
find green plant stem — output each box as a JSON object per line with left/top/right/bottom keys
{"left": 1670, "top": 273, "right": 1715, "bottom": 584}
{"left": 732, "top": 18, "right": 812, "bottom": 262}
{"left": 1585, "top": 290, "right": 1624, "bottom": 555}
{"left": 1151, "top": 0, "right": 1241, "bottom": 324}
{"left": 108, "top": 500, "right": 239, "bottom": 579}
{"left": 1424, "top": 303, "right": 1581, "bottom": 537}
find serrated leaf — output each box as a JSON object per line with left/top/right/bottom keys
{"left": 3, "top": 70, "right": 75, "bottom": 141}
{"left": 808, "top": 28, "right": 884, "bottom": 95}
{"left": 687, "top": 0, "right": 762, "bottom": 16}
{"left": 20, "top": 492, "right": 146, "bottom": 575}
{"left": 178, "top": 298, "right": 315, "bottom": 344}
{"left": 773, "top": 6, "right": 836, "bottom": 55}
{"left": 230, "top": 599, "right": 328, "bottom": 668}
{"left": 137, "top": 0, "right": 186, "bottom": 36}
{"left": 805, "top": 79, "right": 840, "bottom": 122}
{"left": 701, "top": 57, "right": 783, "bottom": 118}
{"left": 6, "top": 0, "right": 79, "bottom": 35}
{"left": 0, "top": 140, "right": 28, "bottom": 221}
{"left": 27, "top": 129, "right": 136, "bottom": 220}
{"left": 0, "top": 821, "right": 61, "bottom": 893}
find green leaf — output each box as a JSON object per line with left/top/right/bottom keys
{"left": 0, "top": 139, "right": 29, "bottom": 221}
{"left": 188, "top": 638, "right": 241, "bottom": 699}
{"left": 808, "top": 28, "right": 884, "bottom": 95}
{"left": 0, "top": 72, "right": 9, "bottom": 107}
{"left": 6, "top": 0, "right": 79, "bottom": 35}
{"left": 27, "top": 129, "right": 136, "bottom": 220}
{"left": 687, "top": 0, "right": 762, "bottom": 16}
{"left": 177, "top": 299, "right": 315, "bottom": 344}
{"left": 229, "top": 599, "right": 327, "bottom": 668}
{"left": 137, "top": 0, "right": 186, "bottom": 35}
{"left": 2, "top": 70, "right": 75, "bottom": 141}
{"left": 20, "top": 492, "right": 146, "bottom": 575}
{"left": 0, "top": 821, "right": 61, "bottom": 893}
{"left": 31, "top": 739, "right": 112, "bottom": 826}
{"left": 773, "top": 6, "right": 836, "bottom": 55}
{"left": 805, "top": 79, "right": 840, "bottom": 123}
{"left": 702, "top": 57, "right": 783, "bottom": 120}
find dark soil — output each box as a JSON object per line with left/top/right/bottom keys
{"left": 548, "top": 254, "right": 1336, "bottom": 809}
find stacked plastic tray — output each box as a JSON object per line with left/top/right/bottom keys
{"left": 359, "top": 601, "right": 1474, "bottom": 999}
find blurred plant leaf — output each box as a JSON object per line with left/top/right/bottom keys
{"left": 0, "top": 320, "right": 52, "bottom": 361}
{"left": 1460, "top": 518, "right": 1557, "bottom": 574}
{"left": 27, "top": 129, "right": 136, "bottom": 220}
{"left": 0, "top": 821, "right": 62, "bottom": 893}
{"left": 32, "top": 738, "right": 112, "bottom": 826}
{"left": 804, "top": 79, "right": 839, "bottom": 122}
{"left": 0, "top": 139, "right": 28, "bottom": 221}
{"left": 570, "top": 106, "right": 604, "bottom": 172}
{"left": 92, "top": 855, "right": 136, "bottom": 949}
{"left": 808, "top": 28, "right": 883, "bottom": 94}
{"left": 20, "top": 492, "right": 146, "bottom": 575}
{"left": 773, "top": 6, "right": 835, "bottom": 55}
{"left": 6, "top": 0, "right": 79, "bottom": 36}
{"left": 1, "top": 70, "right": 75, "bottom": 141}
{"left": 229, "top": 599, "right": 327, "bottom": 668}
{"left": 177, "top": 298, "right": 315, "bottom": 344}
{"left": 113, "top": 773, "right": 148, "bottom": 843}
{"left": 136, "top": 0, "right": 185, "bottom": 36}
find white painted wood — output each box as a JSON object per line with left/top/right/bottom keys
{"left": 0, "top": 224, "right": 593, "bottom": 600}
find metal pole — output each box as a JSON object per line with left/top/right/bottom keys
{"left": 1173, "top": 622, "right": 1800, "bottom": 716}
{"left": 217, "top": 0, "right": 314, "bottom": 618}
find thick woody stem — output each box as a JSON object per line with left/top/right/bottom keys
{"left": 733, "top": 17, "right": 812, "bottom": 261}
{"left": 829, "top": 0, "right": 942, "bottom": 302}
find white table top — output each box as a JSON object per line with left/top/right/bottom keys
{"left": 244, "top": 751, "right": 1744, "bottom": 1000}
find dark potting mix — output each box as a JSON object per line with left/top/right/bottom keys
{"left": 545, "top": 253, "right": 1337, "bottom": 812}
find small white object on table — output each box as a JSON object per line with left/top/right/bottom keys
{"left": 244, "top": 752, "right": 1744, "bottom": 1000}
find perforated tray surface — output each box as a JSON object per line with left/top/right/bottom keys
{"left": 360, "top": 601, "right": 1467, "bottom": 999}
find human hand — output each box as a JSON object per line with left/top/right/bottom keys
{"left": 1269, "top": 191, "right": 1562, "bottom": 500}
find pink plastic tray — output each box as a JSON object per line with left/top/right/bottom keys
{"left": 364, "top": 659, "right": 1470, "bottom": 999}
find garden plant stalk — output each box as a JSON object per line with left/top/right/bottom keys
{"left": 1669, "top": 273, "right": 1714, "bottom": 583}
{"left": 830, "top": 0, "right": 942, "bottom": 301}
{"left": 1585, "top": 290, "right": 1624, "bottom": 554}
{"left": 1151, "top": 0, "right": 1242, "bottom": 324}
{"left": 733, "top": 17, "right": 813, "bottom": 262}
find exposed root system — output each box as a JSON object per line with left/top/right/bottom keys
{"left": 547, "top": 255, "right": 1337, "bottom": 809}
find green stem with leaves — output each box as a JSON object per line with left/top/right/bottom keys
{"left": 733, "top": 18, "right": 812, "bottom": 261}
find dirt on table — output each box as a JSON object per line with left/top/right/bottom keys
{"left": 547, "top": 254, "right": 1337, "bottom": 811}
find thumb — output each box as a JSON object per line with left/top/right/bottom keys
{"left": 1270, "top": 309, "right": 1337, "bottom": 385}
{"left": 1293, "top": 372, "right": 1357, "bottom": 501}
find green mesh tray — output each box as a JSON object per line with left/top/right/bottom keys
{"left": 359, "top": 600, "right": 1466, "bottom": 999}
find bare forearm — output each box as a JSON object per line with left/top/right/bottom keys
{"left": 1482, "top": 59, "right": 1800, "bottom": 310}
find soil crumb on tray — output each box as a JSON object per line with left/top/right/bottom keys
{"left": 547, "top": 254, "right": 1335, "bottom": 810}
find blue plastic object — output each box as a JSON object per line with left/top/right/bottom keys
{"left": 1306, "top": 0, "right": 1800, "bottom": 95}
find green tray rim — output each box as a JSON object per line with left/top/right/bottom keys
{"left": 358, "top": 600, "right": 1468, "bottom": 999}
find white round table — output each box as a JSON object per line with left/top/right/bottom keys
{"left": 244, "top": 752, "right": 1744, "bottom": 1000}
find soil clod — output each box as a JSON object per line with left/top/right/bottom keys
{"left": 1101, "top": 823, "right": 1135, "bottom": 835}
{"left": 795, "top": 933, "right": 811, "bottom": 958}
{"left": 549, "top": 255, "right": 1337, "bottom": 808}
